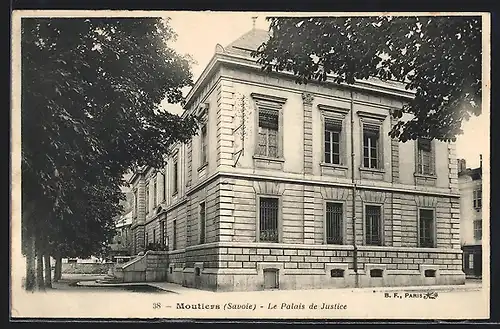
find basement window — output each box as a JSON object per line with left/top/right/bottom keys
{"left": 424, "top": 269, "right": 437, "bottom": 278}
{"left": 370, "top": 269, "right": 384, "bottom": 278}
{"left": 330, "top": 269, "right": 345, "bottom": 278}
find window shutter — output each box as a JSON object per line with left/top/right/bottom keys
{"left": 259, "top": 109, "right": 279, "bottom": 129}
{"left": 418, "top": 138, "right": 432, "bottom": 152}
{"left": 363, "top": 123, "right": 380, "bottom": 134}
{"left": 324, "top": 118, "right": 342, "bottom": 131}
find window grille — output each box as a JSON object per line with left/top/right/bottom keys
{"left": 365, "top": 205, "right": 382, "bottom": 245}
{"left": 199, "top": 202, "right": 206, "bottom": 244}
{"left": 173, "top": 220, "right": 177, "bottom": 250}
{"left": 326, "top": 202, "right": 343, "bottom": 244}
{"left": 419, "top": 209, "right": 435, "bottom": 248}
{"left": 160, "top": 220, "right": 165, "bottom": 246}
{"left": 259, "top": 197, "right": 279, "bottom": 242}
{"left": 330, "top": 269, "right": 345, "bottom": 278}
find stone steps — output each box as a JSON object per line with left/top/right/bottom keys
{"left": 96, "top": 274, "right": 123, "bottom": 284}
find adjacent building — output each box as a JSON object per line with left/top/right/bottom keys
{"left": 458, "top": 158, "right": 483, "bottom": 278}
{"left": 127, "top": 28, "right": 464, "bottom": 291}
{"left": 109, "top": 186, "right": 135, "bottom": 259}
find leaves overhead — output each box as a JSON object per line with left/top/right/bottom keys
{"left": 252, "top": 16, "right": 482, "bottom": 142}
{"left": 22, "top": 17, "right": 198, "bottom": 258}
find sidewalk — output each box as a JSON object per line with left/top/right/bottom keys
{"left": 76, "top": 279, "right": 482, "bottom": 295}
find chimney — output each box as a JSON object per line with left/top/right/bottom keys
{"left": 480, "top": 154, "right": 482, "bottom": 169}
{"left": 251, "top": 16, "right": 258, "bottom": 30}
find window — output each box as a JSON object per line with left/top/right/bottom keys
{"left": 145, "top": 184, "right": 150, "bottom": 214}
{"left": 365, "top": 205, "right": 382, "bottom": 246}
{"left": 173, "top": 220, "right": 177, "bottom": 250}
{"left": 259, "top": 197, "right": 279, "bottom": 242}
{"left": 160, "top": 221, "right": 165, "bottom": 246}
{"left": 324, "top": 119, "right": 342, "bottom": 165}
{"left": 468, "top": 253, "right": 474, "bottom": 269}
{"left": 134, "top": 190, "right": 138, "bottom": 216}
{"left": 417, "top": 138, "right": 434, "bottom": 175}
{"left": 163, "top": 172, "right": 167, "bottom": 201}
{"left": 419, "top": 209, "right": 435, "bottom": 248}
{"left": 325, "top": 202, "right": 343, "bottom": 244}
{"left": 172, "top": 160, "right": 178, "bottom": 195}
{"left": 370, "top": 269, "right": 384, "bottom": 278}
{"left": 363, "top": 125, "right": 380, "bottom": 169}
{"left": 200, "top": 124, "right": 208, "bottom": 165}
{"left": 474, "top": 220, "right": 482, "bottom": 241}
{"left": 473, "top": 188, "right": 482, "bottom": 210}
{"left": 153, "top": 179, "right": 157, "bottom": 208}
{"left": 145, "top": 232, "right": 149, "bottom": 245}
{"left": 257, "top": 109, "right": 279, "bottom": 158}
{"left": 153, "top": 229, "right": 156, "bottom": 244}
{"left": 199, "top": 202, "right": 206, "bottom": 244}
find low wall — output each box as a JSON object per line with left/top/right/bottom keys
{"left": 167, "top": 242, "right": 466, "bottom": 292}
{"left": 115, "top": 251, "right": 169, "bottom": 282}
{"left": 61, "top": 262, "right": 115, "bottom": 274}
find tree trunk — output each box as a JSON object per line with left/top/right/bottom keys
{"left": 36, "top": 254, "right": 45, "bottom": 291}
{"left": 22, "top": 201, "right": 37, "bottom": 292}
{"left": 24, "top": 235, "right": 36, "bottom": 291}
{"left": 54, "top": 253, "right": 62, "bottom": 282}
{"left": 44, "top": 253, "right": 52, "bottom": 288}
{"left": 35, "top": 236, "right": 45, "bottom": 291}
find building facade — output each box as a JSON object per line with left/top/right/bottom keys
{"left": 128, "top": 29, "right": 464, "bottom": 291}
{"left": 458, "top": 158, "right": 483, "bottom": 278}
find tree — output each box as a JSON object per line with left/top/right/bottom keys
{"left": 252, "top": 16, "right": 482, "bottom": 142}
{"left": 21, "top": 17, "right": 199, "bottom": 290}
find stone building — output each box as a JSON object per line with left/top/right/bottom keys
{"left": 128, "top": 28, "right": 464, "bottom": 291}
{"left": 458, "top": 157, "right": 483, "bottom": 278}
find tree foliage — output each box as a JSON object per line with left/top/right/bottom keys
{"left": 21, "top": 17, "right": 198, "bottom": 287}
{"left": 252, "top": 16, "right": 482, "bottom": 142}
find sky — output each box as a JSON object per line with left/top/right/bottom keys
{"left": 161, "top": 12, "right": 489, "bottom": 170}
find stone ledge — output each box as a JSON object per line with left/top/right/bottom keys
{"left": 171, "top": 242, "right": 462, "bottom": 255}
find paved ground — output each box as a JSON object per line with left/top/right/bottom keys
{"left": 19, "top": 275, "right": 487, "bottom": 319}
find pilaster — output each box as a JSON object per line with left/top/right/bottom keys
{"left": 216, "top": 79, "right": 235, "bottom": 168}
{"left": 302, "top": 92, "right": 314, "bottom": 175}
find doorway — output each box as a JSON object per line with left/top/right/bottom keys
{"left": 263, "top": 268, "right": 279, "bottom": 289}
